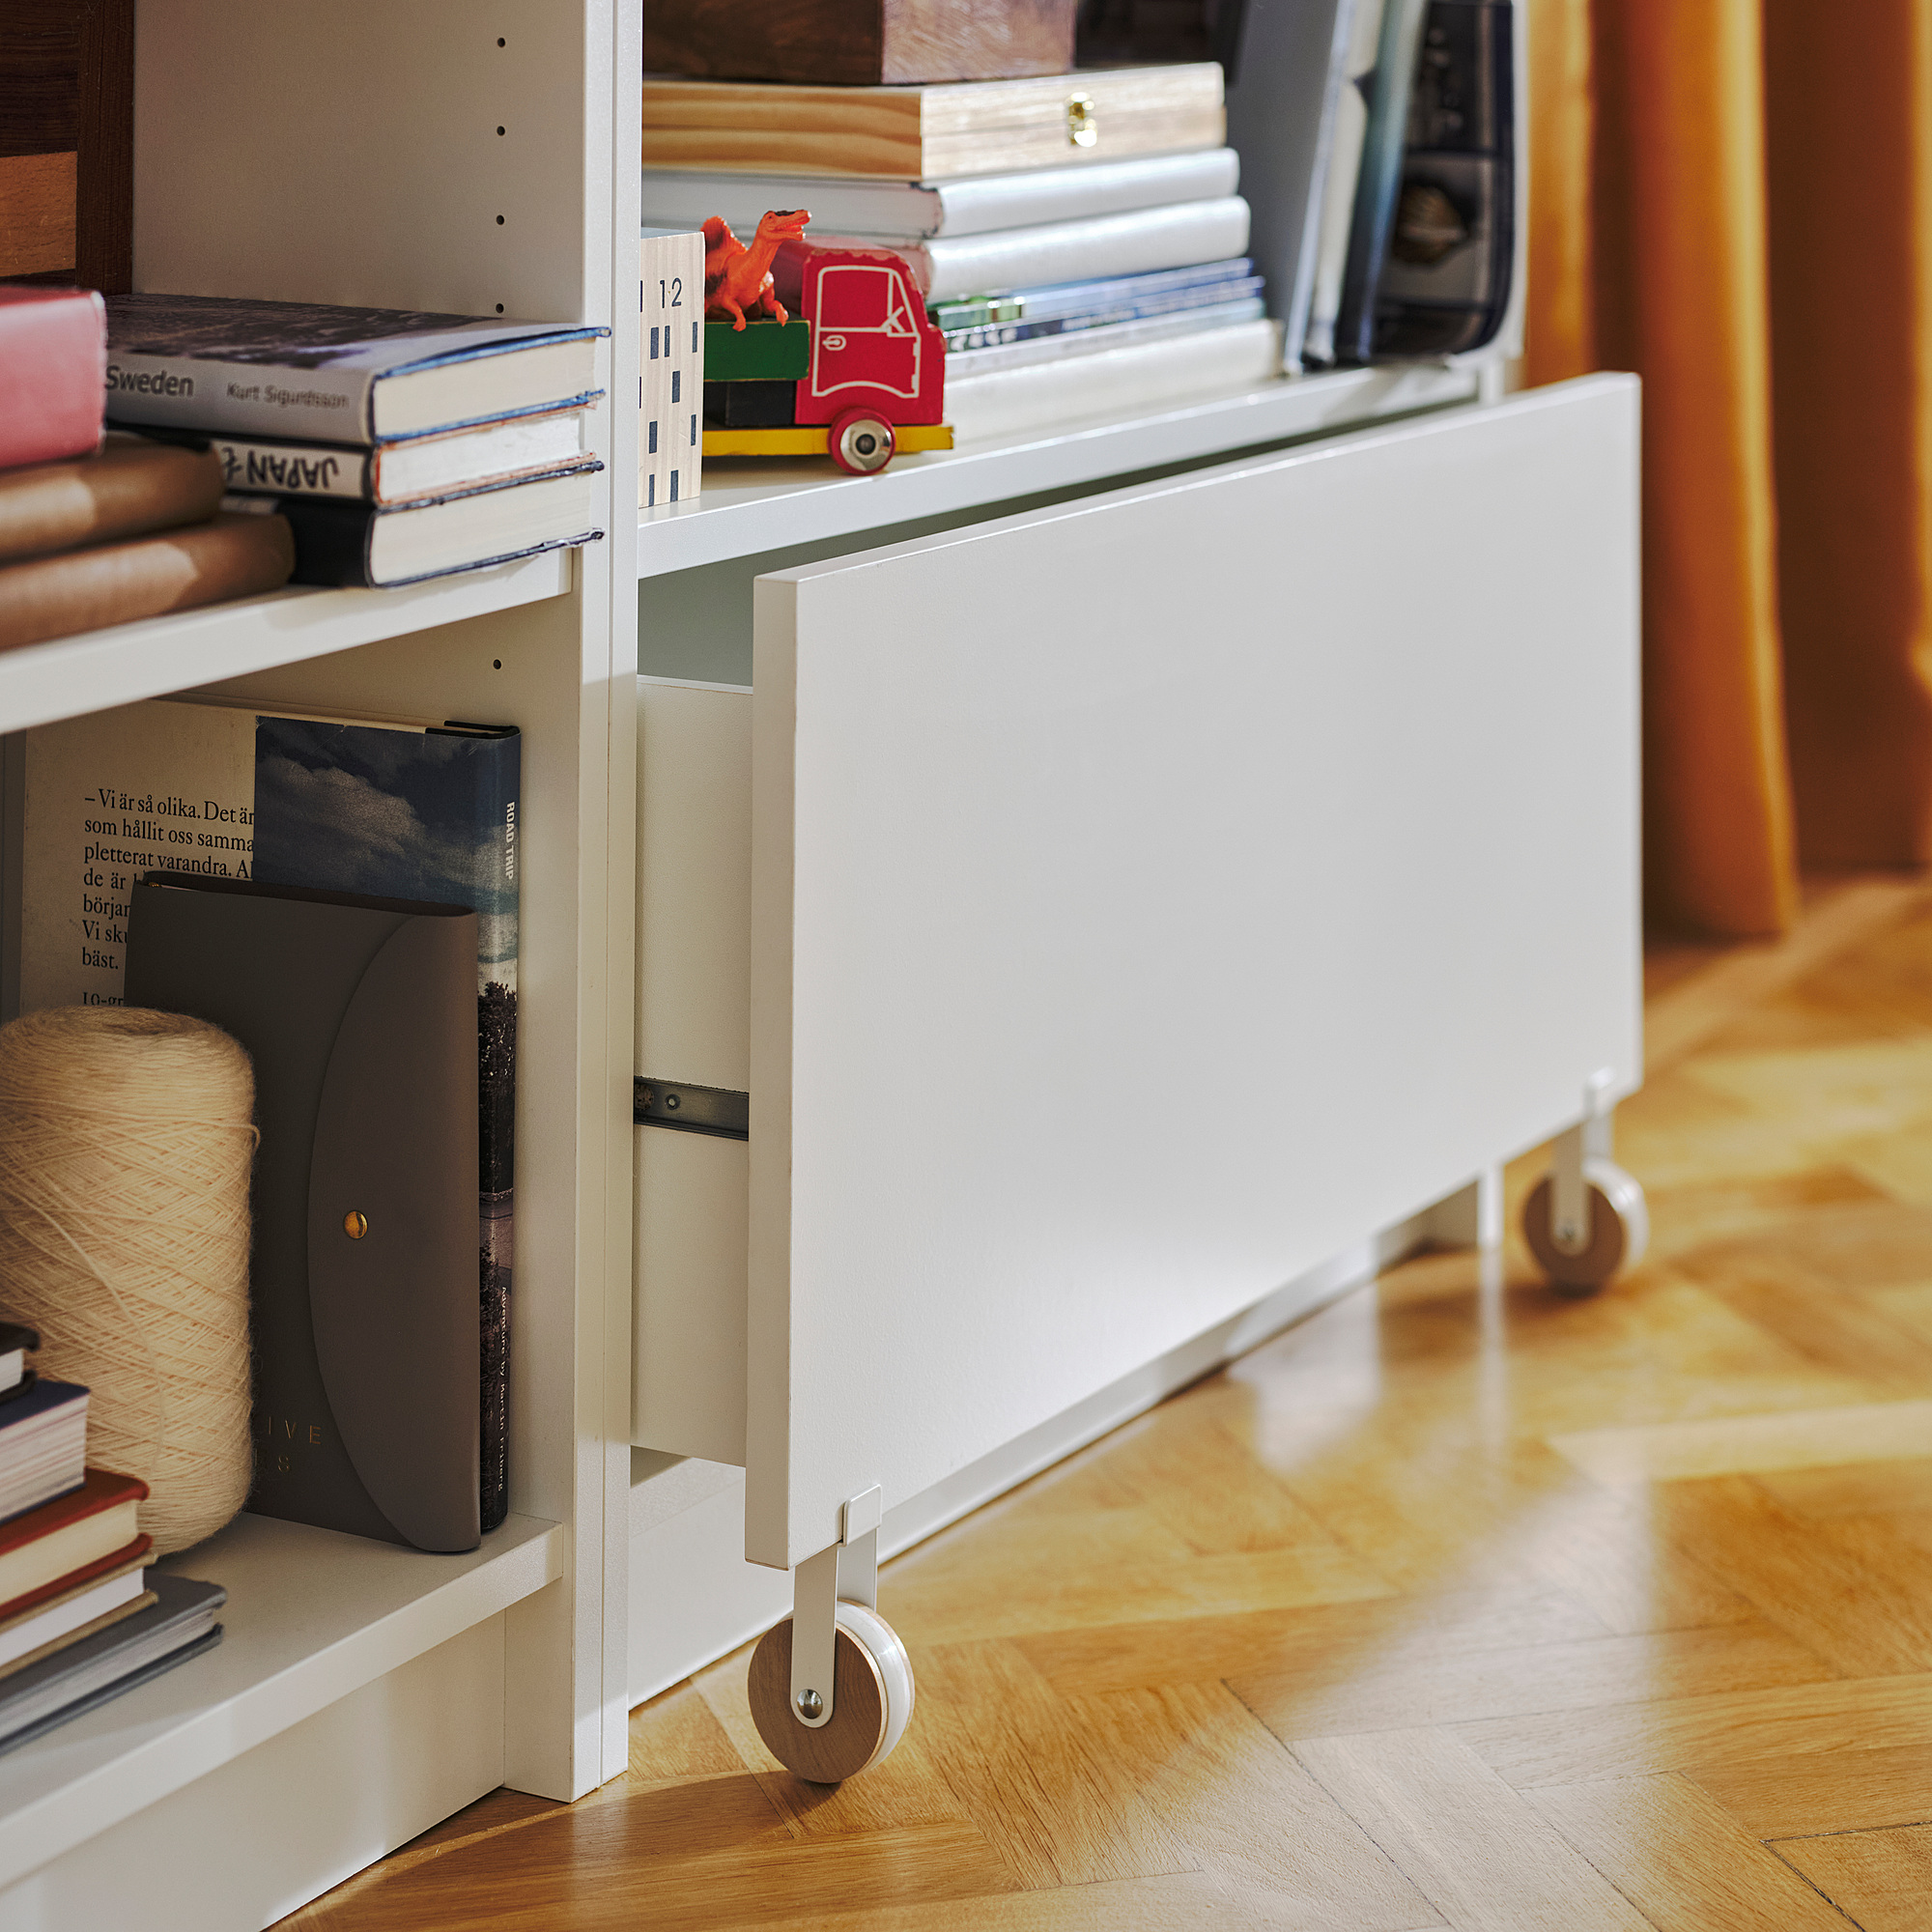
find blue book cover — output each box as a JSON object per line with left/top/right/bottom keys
{"left": 250, "top": 717, "right": 520, "bottom": 1533}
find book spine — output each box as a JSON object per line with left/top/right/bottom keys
{"left": 887, "top": 197, "right": 1256, "bottom": 304}
{"left": 266, "top": 497, "right": 380, "bottom": 587}
{"left": 207, "top": 437, "right": 373, "bottom": 501}
{"left": 470, "top": 735, "right": 520, "bottom": 1535}
{"left": 103, "top": 351, "right": 377, "bottom": 442}
{"left": 640, "top": 231, "right": 705, "bottom": 511}
{"left": 0, "top": 516, "right": 295, "bottom": 651}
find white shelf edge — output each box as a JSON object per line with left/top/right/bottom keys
{"left": 637, "top": 362, "right": 1480, "bottom": 578}
{"left": 0, "top": 548, "right": 575, "bottom": 739}
{"left": 0, "top": 1510, "right": 562, "bottom": 1890}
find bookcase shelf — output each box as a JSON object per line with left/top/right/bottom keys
{"left": 637, "top": 361, "right": 1480, "bottom": 576}
{"left": 0, "top": 550, "right": 573, "bottom": 739}
{"left": 0, "top": 1510, "right": 560, "bottom": 1892}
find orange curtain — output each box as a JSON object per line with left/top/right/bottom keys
{"left": 1525, "top": 0, "right": 1932, "bottom": 934}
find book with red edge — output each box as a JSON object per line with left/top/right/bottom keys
{"left": 0, "top": 1548, "right": 152, "bottom": 1680}
{"left": 0, "top": 1468, "right": 148, "bottom": 1609}
{"left": 0, "top": 289, "right": 106, "bottom": 470}
{"left": 0, "top": 1532, "right": 152, "bottom": 1629}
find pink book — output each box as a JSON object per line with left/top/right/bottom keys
{"left": 0, "top": 288, "right": 106, "bottom": 469}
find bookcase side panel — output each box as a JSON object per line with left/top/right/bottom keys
{"left": 131, "top": 0, "right": 589, "bottom": 320}
{"left": 593, "top": 0, "right": 641, "bottom": 1780}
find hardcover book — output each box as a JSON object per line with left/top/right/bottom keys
{"left": 121, "top": 411, "right": 595, "bottom": 506}
{"left": 0, "top": 512, "right": 296, "bottom": 653}
{"left": 0, "top": 1534, "right": 150, "bottom": 1628}
{"left": 0, "top": 1571, "right": 223, "bottom": 1754}
{"left": 823, "top": 194, "right": 1252, "bottom": 302}
{"left": 639, "top": 148, "right": 1242, "bottom": 242}
{"left": 1222, "top": 0, "right": 1358, "bottom": 370}
{"left": 126, "top": 878, "right": 481, "bottom": 1552}
{"left": 231, "top": 467, "right": 604, "bottom": 589}
{"left": 0, "top": 438, "right": 223, "bottom": 566}
{"left": 101, "top": 294, "right": 608, "bottom": 444}
{"left": 928, "top": 256, "right": 1258, "bottom": 331}
{"left": 639, "top": 64, "right": 1227, "bottom": 181}
{"left": 0, "top": 1380, "right": 87, "bottom": 1526}
{"left": 0, "top": 1322, "right": 39, "bottom": 1400}
{"left": 14, "top": 700, "right": 521, "bottom": 1532}
{"left": 0, "top": 1468, "right": 145, "bottom": 1606}
{"left": 0, "top": 288, "right": 107, "bottom": 469}
{"left": 0, "top": 1560, "right": 149, "bottom": 1677}
{"left": 1336, "top": 0, "right": 1430, "bottom": 363}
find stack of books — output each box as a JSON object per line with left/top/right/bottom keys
{"left": 0, "top": 288, "right": 296, "bottom": 651}
{"left": 642, "top": 63, "right": 1283, "bottom": 444}
{"left": 100, "top": 296, "right": 611, "bottom": 589}
{"left": 0, "top": 1324, "right": 223, "bottom": 1754}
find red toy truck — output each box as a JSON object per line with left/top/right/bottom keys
{"left": 702, "top": 238, "right": 952, "bottom": 474}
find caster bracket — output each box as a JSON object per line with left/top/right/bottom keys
{"left": 1551, "top": 1069, "right": 1616, "bottom": 1254}
{"left": 789, "top": 1486, "right": 882, "bottom": 1731}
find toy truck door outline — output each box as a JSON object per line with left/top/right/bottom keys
{"left": 808, "top": 263, "right": 923, "bottom": 404}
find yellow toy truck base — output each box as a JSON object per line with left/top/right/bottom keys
{"left": 703, "top": 422, "right": 954, "bottom": 463}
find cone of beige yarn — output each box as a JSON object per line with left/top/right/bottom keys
{"left": 0, "top": 1007, "right": 255, "bottom": 1555}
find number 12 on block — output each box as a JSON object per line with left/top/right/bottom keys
{"left": 641, "top": 231, "right": 705, "bottom": 510}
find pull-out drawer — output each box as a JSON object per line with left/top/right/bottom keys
{"left": 636, "top": 374, "right": 1639, "bottom": 1572}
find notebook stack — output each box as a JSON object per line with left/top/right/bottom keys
{"left": 100, "top": 295, "right": 611, "bottom": 589}
{"left": 0, "top": 288, "right": 295, "bottom": 651}
{"left": 0, "top": 1324, "right": 224, "bottom": 1755}
{"left": 642, "top": 60, "right": 1283, "bottom": 444}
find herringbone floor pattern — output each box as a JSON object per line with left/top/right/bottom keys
{"left": 287, "top": 876, "right": 1932, "bottom": 1929}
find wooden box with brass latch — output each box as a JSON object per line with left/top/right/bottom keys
{"left": 639, "top": 63, "right": 1226, "bottom": 180}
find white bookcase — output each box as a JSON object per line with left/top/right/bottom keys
{"left": 0, "top": 3, "right": 639, "bottom": 1923}
{"left": 0, "top": 4, "right": 1635, "bottom": 1925}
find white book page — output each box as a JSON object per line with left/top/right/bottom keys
{"left": 20, "top": 702, "right": 256, "bottom": 1012}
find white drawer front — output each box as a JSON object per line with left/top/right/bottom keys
{"left": 746, "top": 375, "right": 1640, "bottom": 1568}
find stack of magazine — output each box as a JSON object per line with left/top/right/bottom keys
{"left": 102, "top": 296, "right": 610, "bottom": 589}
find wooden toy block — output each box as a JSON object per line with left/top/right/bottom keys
{"left": 641, "top": 230, "right": 705, "bottom": 507}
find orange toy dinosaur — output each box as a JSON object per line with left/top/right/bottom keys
{"left": 703, "top": 209, "right": 811, "bottom": 330}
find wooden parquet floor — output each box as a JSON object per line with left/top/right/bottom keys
{"left": 288, "top": 876, "right": 1932, "bottom": 1931}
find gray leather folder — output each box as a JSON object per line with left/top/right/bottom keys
{"left": 127, "top": 874, "right": 481, "bottom": 1552}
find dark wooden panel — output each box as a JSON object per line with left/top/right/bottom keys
{"left": 0, "top": 0, "right": 131, "bottom": 291}
{"left": 0, "top": 0, "right": 83, "bottom": 157}
{"left": 75, "top": 0, "right": 132, "bottom": 290}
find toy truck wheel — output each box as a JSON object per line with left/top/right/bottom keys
{"left": 747, "top": 1604, "right": 915, "bottom": 1782}
{"left": 829, "top": 408, "right": 896, "bottom": 475}
{"left": 1523, "top": 1158, "right": 1650, "bottom": 1297}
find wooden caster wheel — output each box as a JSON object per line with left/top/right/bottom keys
{"left": 747, "top": 1603, "right": 914, "bottom": 1782}
{"left": 828, "top": 407, "right": 895, "bottom": 475}
{"left": 1523, "top": 1157, "right": 1649, "bottom": 1296}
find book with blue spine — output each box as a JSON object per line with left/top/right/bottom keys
{"left": 13, "top": 700, "right": 521, "bottom": 1532}
{"left": 101, "top": 294, "right": 608, "bottom": 444}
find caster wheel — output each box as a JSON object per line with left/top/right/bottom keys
{"left": 747, "top": 1602, "right": 914, "bottom": 1782}
{"left": 828, "top": 407, "right": 895, "bottom": 475}
{"left": 1523, "top": 1158, "right": 1650, "bottom": 1296}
